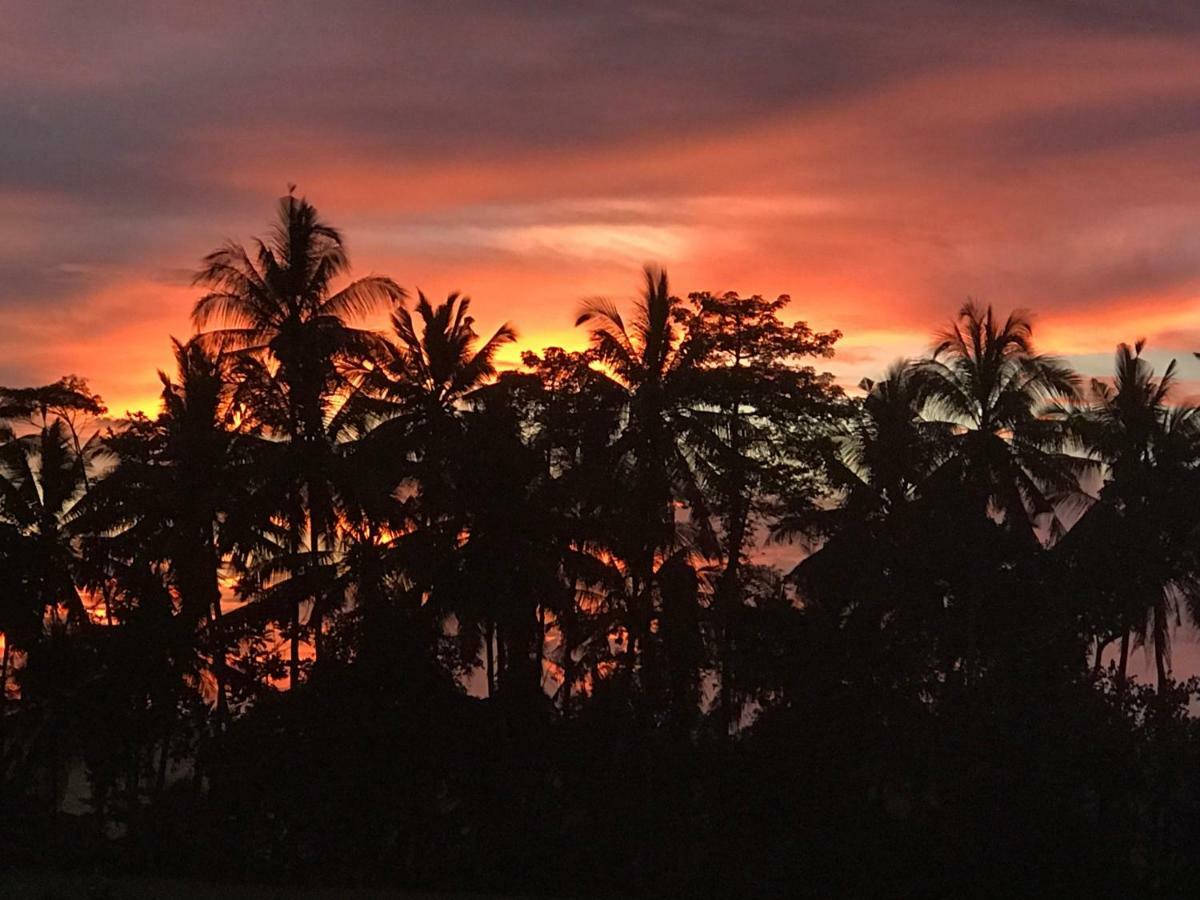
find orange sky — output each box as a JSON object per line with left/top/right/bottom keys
{"left": 6, "top": 2, "right": 1200, "bottom": 417}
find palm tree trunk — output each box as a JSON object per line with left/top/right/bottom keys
{"left": 536, "top": 606, "right": 546, "bottom": 694}
{"left": 627, "top": 572, "right": 643, "bottom": 685}
{"left": 289, "top": 511, "right": 302, "bottom": 691}
{"left": 1092, "top": 636, "right": 1108, "bottom": 680}
{"left": 309, "top": 505, "right": 324, "bottom": 671}
{"left": 717, "top": 394, "right": 748, "bottom": 736}
{"left": 0, "top": 634, "right": 9, "bottom": 704}
{"left": 0, "top": 635, "right": 9, "bottom": 758}
{"left": 210, "top": 586, "right": 229, "bottom": 726}
{"left": 718, "top": 494, "right": 749, "bottom": 737}
{"left": 496, "top": 622, "right": 507, "bottom": 691}
{"left": 1116, "top": 631, "right": 1131, "bottom": 693}
{"left": 484, "top": 620, "right": 496, "bottom": 699}
{"left": 1155, "top": 604, "right": 1169, "bottom": 691}
{"left": 289, "top": 597, "right": 301, "bottom": 691}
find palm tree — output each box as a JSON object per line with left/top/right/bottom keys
{"left": 575, "top": 267, "right": 712, "bottom": 681}
{"left": 351, "top": 292, "right": 516, "bottom": 549}
{"left": 777, "top": 361, "right": 952, "bottom": 578}
{"left": 191, "top": 192, "right": 403, "bottom": 688}
{"left": 354, "top": 291, "right": 517, "bottom": 694}
{"left": 774, "top": 362, "right": 946, "bottom": 545}
{"left": 1068, "top": 340, "right": 1200, "bottom": 690}
{"left": 371, "top": 291, "right": 516, "bottom": 425}
{"left": 909, "top": 303, "right": 1090, "bottom": 680}
{"left": 0, "top": 419, "right": 97, "bottom": 635}
{"left": 773, "top": 362, "right": 960, "bottom": 696}
{"left": 916, "top": 301, "right": 1087, "bottom": 538}
{"left": 0, "top": 416, "right": 100, "bottom": 819}
{"left": 81, "top": 338, "right": 252, "bottom": 718}
{"left": 510, "top": 347, "right": 629, "bottom": 712}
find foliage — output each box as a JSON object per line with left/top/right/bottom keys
{"left": 6, "top": 198, "right": 1200, "bottom": 896}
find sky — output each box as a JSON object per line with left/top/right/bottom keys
{"left": 7, "top": 2, "right": 1200, "bottom": 416}
{"left": 6, "top": 0, "right": 1200, "bottom": 678}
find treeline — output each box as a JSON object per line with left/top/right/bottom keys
{"left": 4, "top": 194, "right": 1200, "bottom": 896}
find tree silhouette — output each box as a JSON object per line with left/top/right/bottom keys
{"left": 676, "top": 290, "right": 843, "bottom": 731}
{"left": 80, "top": 338, "right": 257, "bottom": 721}
{"left": 7, "top": 197, "right": 1200, "bottom": 897}
{"left": 191, "top": 193, "right": 403, "bottom": 687}
{"left": 350, "top": 291, "right": 518, "bottom": 693}
{"left": 575, "top": 267, "right": 712, "bottom": 690}
{"left": 1066, "top": 340, "right": 1200, "bottom": 689}
{"left": 917, "top": 301, "right": 1087, "bottom": 538}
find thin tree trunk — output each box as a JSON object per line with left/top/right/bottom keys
{"left": 309, "top": 505, "right": 324, "bottom": 670}
{"left": 0, "top": 635, "right": 8, "bottom": 760}
{"left": 289, "top": 597, "right": 301, "bottom": 691}
{"left": 210, "top": 584, "right": 228, "bottom": 726}
{"left": 559, "top": 588, "right": 576, "bottom": 714}
{"left": 1155, "top": 604, "right": 1169, "bottom": 691}
{"left": 1117, "top": 631, "right": 1131, "bottom": 693}
{"left": 289, "top": 508, "right": 302, "bottom": 690}
{"left": 717, "top": 496, "right": 748, "bottom": 736}
{"left": 717, "top": 333, "right": 749, "bottom": 735}
{"left": 1, "top": 635, "right": 8, "bottom": 704}
{"left": 536, "top": 606, "right": 546, "bottom": 695}
{"left": 1092, "top": 636, "right": 1108, "bottom": 680}
{"left": 627, "top": 573, "right": 643, "bottom": 685}
{"left": 496, "top": 622, "right": 507, "bottom": 692}
{"left": 484, "top": 620, "right": 496, "bottom": 699}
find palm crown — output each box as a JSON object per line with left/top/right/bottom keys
{"left": 917, "top": 300, "right": 1085, "bottom": 536}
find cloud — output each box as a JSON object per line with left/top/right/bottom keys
{"left": 5, "top": 2, "right": 1200, "bottom": 410}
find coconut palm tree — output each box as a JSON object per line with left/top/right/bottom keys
{"left": 0, "top": 415, "right": 102, "bottom": 820}
{"left": 905, "top": 303, "right": 1090, "bottom": 681}
{"left": 80, "top": 338, "right": 259, "bottom": 718}
{"left": 772, "top": 362, "right": 961, "bottom": 696}
{"left": 352, "top": 291, "right": 517, "bottom": 693}
{"left": 348, "top": 290, "right": 516, "bottom": 548}
{"left": 371, "top": 291, "right": 516, "bottom": 423}
{"left": 1067, "top": 340, "right": 1200, "bottom": 690}
{"left": 776, "top": 361, "right": 950, "bottom": 542}
{"left": 0, "top": 418, "right": 97, "bottom": 636}
{"left": 574, "top": 267, "right": 713, "bottom": 680}
{"left": 916, "top": 300, "right": 1087, "bottom": 539}
{"left": 191, "top": 193, "right": 404, "bottom": 687}
{"left": 776, "top": 361, "right": 953, "bottom": 616}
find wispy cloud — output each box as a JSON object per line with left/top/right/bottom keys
{"left": 6, "top": 2, "right": 1200, "bottom": 409}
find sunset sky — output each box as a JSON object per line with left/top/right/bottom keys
{"left": 7, "top": 1, "right": 1200, "bottom": 418}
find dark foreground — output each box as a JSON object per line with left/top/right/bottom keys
{"left": 0, "top": 870, "right": 524, "bottom": 900}
{"left": 6, "top": 664, "right": 1200, "bottom": 898}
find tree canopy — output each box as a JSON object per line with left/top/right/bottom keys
{"left": 4, "top": 196, "right": 1200, "bottom": 896}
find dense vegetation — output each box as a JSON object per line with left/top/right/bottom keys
{"left": 5, "top": 194, "right": 1200, "bottom": 896}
